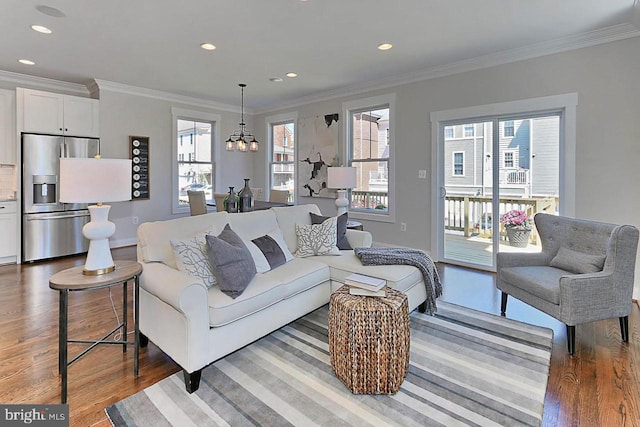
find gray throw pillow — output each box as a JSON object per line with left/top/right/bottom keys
{"left": 310, "top": 212, "right": 352, "bottom": 250}
{"left": 550, "top": 246, "right": 606, "bottom": 274}
{"left": 205, "top": 224, "right": 256, "bottom": 299}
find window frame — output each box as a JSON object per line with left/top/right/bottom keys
{"left": 463, "top": 124, "right": 474, "bottom": 137}
{"left": 267, "top": 111, "right": 298, "bottom": 204}
{"left": 452, "top": 151, "right": 465, "bottom": 176}
{"left": 504, "top": 120, "right": 515, "bottom": 137}
{"left": 343, "top": 93, "right": 396, "bottom": 223}
{"left": 503, "top": 150, "right": 515, "bottom": 168}
{"left": 171, "top": 107, "right": 220, "bottom": 214}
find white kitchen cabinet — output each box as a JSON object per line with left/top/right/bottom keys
{"left": 0, "top": 89, "right": 15, "bottom": 164}
{"left": 19, "top": 88, "right": 99, "bottom": 138}
{"left": 0, "top": 201, "right": 17, "bottom": 259}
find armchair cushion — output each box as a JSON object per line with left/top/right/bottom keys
{"left": 550, "top": 247, "right": 606, "bottom": 274}
{"left": 500, "top": 266, "right": 566, "bottom": 304}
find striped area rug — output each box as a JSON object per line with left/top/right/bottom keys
{"left": 106, "top": 301, "right": 553, "bottom": 426}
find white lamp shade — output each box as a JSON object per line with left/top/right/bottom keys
{"left": 59, "top": 158, "right": 132, "bottom": 203}
{"left": 327, "top": 166, "right": 357, "bottom": 189}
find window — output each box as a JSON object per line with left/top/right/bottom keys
{"left": 344, "top": 93, "right": 395, "bottom": 221}
{"left": 269, "top": 120, "right": 296, "bottom": 202}
{"left": 464, "top": 124, "right": 474, "bottom": 137}
{"left": 504, "top": 120, "right": 514, "bottom": 137}
{"left": 453, "top": 152, "right": 464, "bottom": 176}
{"left": 444, "top": 126, "right": 454, "bottom": 139}
{"left": 171, "top": 108, "right": 220, "bottom": 213}
{"left": 503, "top": 150, "right": 515, "bottom": 168}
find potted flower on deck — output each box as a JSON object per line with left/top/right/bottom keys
{"left": 500, "top": 210, "right": 532, "bottom": 247}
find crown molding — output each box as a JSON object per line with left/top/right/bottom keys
{"left": 0, "top": 70, "right": 90, "bottom": 96}
{"left": 254, "top": 23, "right": 640, "bottom": 115}
{"left": 93, "top": 79, "right": 242, "bottom": 114}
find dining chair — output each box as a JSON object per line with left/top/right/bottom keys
{"left": 213, "top": 193, "right": 227, "bottom": 212}
{"left": 187, "top": 190, "right": 207, "bottom": 216}
{"left": 250, "top": 187, "right": 263, "bottom": 202}
{"left": 269, "top": 189, "right": 289, "bottom": 203}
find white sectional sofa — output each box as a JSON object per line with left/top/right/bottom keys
{"left": 136, "top": 204, "right": 428, "bottom": 392}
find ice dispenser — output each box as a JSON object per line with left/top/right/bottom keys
{"left": 33, "top": 175, "right": 57, "bottom": 204}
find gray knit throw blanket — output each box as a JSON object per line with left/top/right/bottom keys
{"left": 354, "top": 247, "right": 442, "bottom": 314}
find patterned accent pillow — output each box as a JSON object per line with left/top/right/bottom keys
{"left": 310, "top": 212, "right": 351, "bottom": 250}
{"left": 294, "top": 216, "right": 340, "bottom": 257}
{"left": 170, "top": 233, "right": 216, "bottom": 288}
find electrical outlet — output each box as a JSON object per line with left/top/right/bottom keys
{"left": 132, "top": 216, "right": 139, "bottom": 225}
{"left": 400, "top": 222, "right": 407, "bottom": 232}
{"left": 418, "top": 169, "right": 427, "bottom": 179}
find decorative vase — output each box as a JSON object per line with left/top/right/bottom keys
{"left": 506, "top": 227, "right": 531, "bottom": 247}
{"left": 224, "top": 187, "right": 238, "bottom": 213}
{"left": 238, "top": 178, "right": 253, "bottom": 212}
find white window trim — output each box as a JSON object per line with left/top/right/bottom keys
{"left": 343, "top": 93, "right": 396, "bottom": 223}
{"left": 430, "top": 92, "right": 577, "bottom": 263}
{"left": 503, "top": 150, "right": 515, "bottom": 168}
{"left": 171, "top": 107, "right": 221, "bottom": 214}
{"left": 452, "top": 151, "right": 465, "bottom": 176}
{"left": 266, "top": 111, "right": 298, "bottom": 204}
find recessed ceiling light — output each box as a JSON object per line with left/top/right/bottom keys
{"left": 31, "top": 25, "right": 52, "bottom": 34}
{"left": 269, "top": 77, "right": 283, "bottom": 83}
{"left": 285, "top": 72, "right": 298, "bottom": 78}
{"left": 377, "top": 43, "right": 393, "bottom": 51}
{"left": 200, "top": 43, "right": 216, "bottom": 50}
{"left": 35, "top": 5, "right": 66, "bottom": 18}
{"left": 18, "top": 59, "right": 35, "bottom": 65}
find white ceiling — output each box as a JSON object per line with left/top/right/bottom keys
{"left": 1, "top": 0, "right": 638, "bottom": 111}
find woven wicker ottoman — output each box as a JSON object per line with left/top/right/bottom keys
{"left": 328, "top": 285, "right": 410, "bottom": 394}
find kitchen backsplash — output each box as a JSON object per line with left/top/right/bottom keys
{"left": 0, "top": 165, "right": 17, "bottom": 200}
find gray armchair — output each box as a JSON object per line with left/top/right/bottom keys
{"left": 497, "top": 213, "right": 638, "bottom": 354}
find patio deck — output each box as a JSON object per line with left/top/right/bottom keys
{"left": 444, "top": 232, "right": 540, "bottom": 267}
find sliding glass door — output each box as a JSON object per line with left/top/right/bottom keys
{"left": 438, "top": 113, "right": 560, "bottom": 270}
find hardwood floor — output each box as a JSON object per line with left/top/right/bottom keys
{"left": 0, "top": 247, "right": 638, "bottom": 426}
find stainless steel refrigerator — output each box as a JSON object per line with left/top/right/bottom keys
{"left": 21, "top": 133, "right": 100, "bottom": 262}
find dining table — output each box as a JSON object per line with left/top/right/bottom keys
{"left": 206, "top": 200, "right": 291, "bottom": 211}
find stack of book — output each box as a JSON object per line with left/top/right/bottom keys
{"left": 345, "top": 273, "right": 387, "bottom": 297}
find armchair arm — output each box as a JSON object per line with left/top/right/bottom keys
{"left": 346, "top": 229, "right": 372, "bottom": 248}
{"left": 559, "top": 271, "right": 632, "bottom": 324}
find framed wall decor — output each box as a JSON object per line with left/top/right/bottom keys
{"left": 129, "top": 136, "right": 150, "bottom": 200}
{"left": 297, "top": 113, "right": 340, "bottom": 198}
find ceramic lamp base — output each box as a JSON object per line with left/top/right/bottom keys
{"left": 335, "top": 189, "right": 349, "bottom": 216}
{"left": 82, "top": 204, "right": 116, "bottom": 275}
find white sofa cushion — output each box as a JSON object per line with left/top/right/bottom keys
{"left": 272, "top": 204, "right": 322, "bottom": 253}
{"left": 207, "top": 257, "right": 330, "bottom": 327}
{"left": 138, "top": 212, "right": 230, "bottom": 268}
{"left": 314, "top": 251, "right": 423, "bottom": 293}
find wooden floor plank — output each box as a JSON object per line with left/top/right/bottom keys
{"left": 0, "top": 248, "right": 638, "bottom": 425}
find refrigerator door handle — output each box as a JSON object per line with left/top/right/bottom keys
{"left": 26, "top": 211, "right": 89, "bottom": 221}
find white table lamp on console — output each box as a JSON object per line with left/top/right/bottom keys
{"left": 327, "top": 166, "right": 357, "bottom": 216}
{"left": 59, "top": 157, "right": 132, "bottom": 275}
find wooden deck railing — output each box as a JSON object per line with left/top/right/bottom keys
{"left": 445, "top": 195, "right": 557, "bottom": 243}
{"left": 351, "top": 190, "right": 389, "bottom": 210}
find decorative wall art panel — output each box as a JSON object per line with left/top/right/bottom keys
{"left": 130, "top": 136, "right": 149, "bottom": 200}
{"left": 297, "top": 113, "right": 339, "bottom": 198}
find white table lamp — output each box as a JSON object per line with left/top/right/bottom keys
{"left": 327, "top": 166, "right": 357, "bottom": 216}
{"left": 60, "top": 157, "right": 132, "bottom": 275}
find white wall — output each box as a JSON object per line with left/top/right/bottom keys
{"left": 96, "top": 89, "right": 255, "bottom": 246}
{"left": 3, "top": 37, "right": 639, "bottom": 297}
{"left": 253, "top": 37, "right": 640, "bottom": 298}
